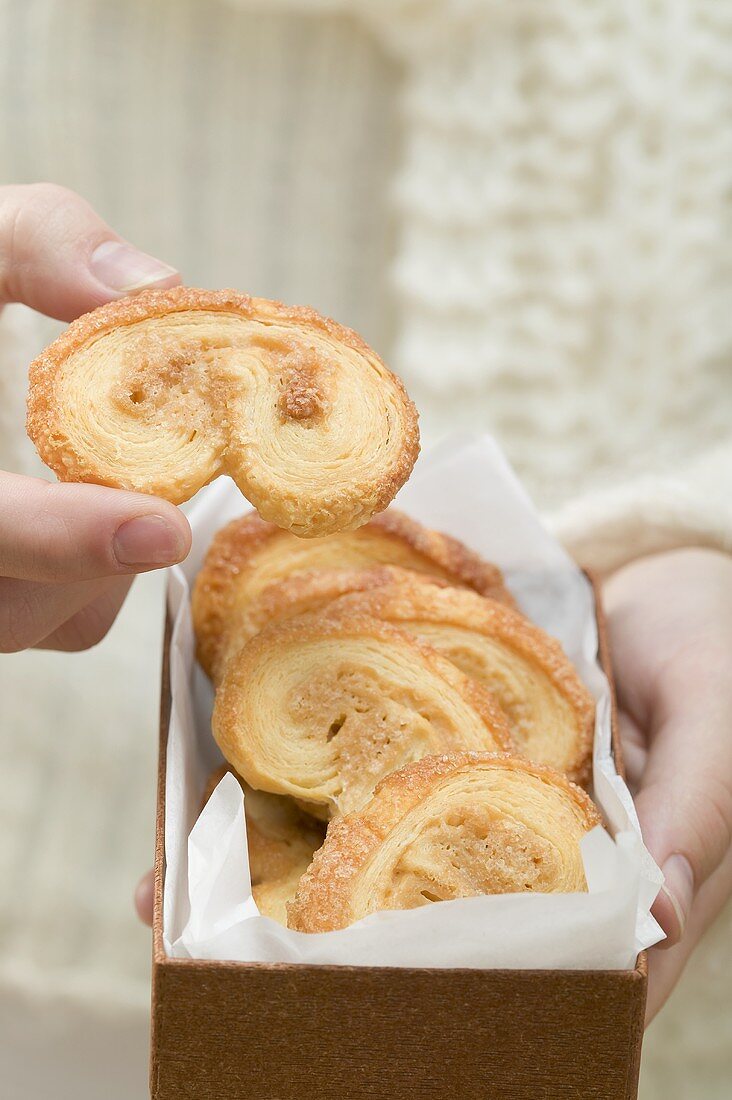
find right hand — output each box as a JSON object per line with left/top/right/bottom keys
{"left": 0, "top": 183, "right": 191, "bottom": 652}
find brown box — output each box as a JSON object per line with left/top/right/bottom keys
{"left": 150, "top": 580, "right": 647, "bottom": 1100}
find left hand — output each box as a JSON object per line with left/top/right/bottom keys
{"left": 604, "top": 547, "right": 732, "bottom": 1025}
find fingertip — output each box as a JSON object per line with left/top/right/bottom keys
{"left": 158, "top": 498, "right": 192, "bottom": 556}
{"left": 107, "top": 492, "right": 191, "bottom": 572}
{"left": 134, "top": 869, "right": 155, "bottom": 927}
{"left": 88, "top": 239, "right": 181, "bottom": 297}
{"left": 152, "top": 497, "right": 192, "bottom": 563}
{"left": 112, "top": 511, "right": 190, "bottom": 570}
{"left": 652, "top": 855, "right": 694, "bottom": 948}
{"left": 652, "top": 887, "right": 684, "bottom": 949}
{"left": 0, "top": 182, "right": 182, "bottom": 321}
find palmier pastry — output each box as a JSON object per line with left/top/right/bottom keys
{"left": 26, "top": 288, "right": 419, "bottom": 536}
{"left": 212, "top": 614, "right": 514, "bottom": 819}
{"left": 321, "top": 574, "right": 594, "bottom": 784}
{"left": 287, "top": 752, "right": 601, "bottom": 932}
{"left": 201, "top": 765, "right": 324, "bottom": 925}
{"left": 193, "top": 508, "right": 514, "bottom": 681}
{"left": 212, "top": 568, "right": 593, "bottom": 782}
{"left": 211, "top": 565, "right": 449, "bottom": 670}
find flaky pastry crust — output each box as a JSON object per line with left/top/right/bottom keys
{"left": 201, "top": 764, "right": 324, "bottom": 925}
{"left": 192, "top": 507, "right": 515, "bottom": 681}
{"left": 322, "top": 575, "right": 595, "bottom": 784}
{"left": 26, "top": 287, "right": 419, "bottom": 537}
{"left": 207, "top": 567, "right": 594, "bottom": 782}
{"left": 211, "top": 612, "right": 515, "bottom": 820}
{"left": 287, "top": 752, "right": 601, "bottom": 932}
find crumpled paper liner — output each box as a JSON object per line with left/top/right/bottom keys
{"left": 163, "top": 435, "right": 664, "bottom": 968}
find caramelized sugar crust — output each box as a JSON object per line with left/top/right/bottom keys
{"left": 192, "top": 507, "right": 515, "bottom": 681}
{"left": 321, "top": 575, "right": 595, "bottom": 784}
{"left": 211, "top": 613, "right": 515, "bottom": 820}
{"left": 288, "top": 752, "right": 600, "bottom": 932}
{"left": 27, "top": 287, "right": 419, "bottom": 537}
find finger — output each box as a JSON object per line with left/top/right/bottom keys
{"left": 0, "top": 472, "right": 191, "bottom": 583}
{"left": 0, "top": 182, "right": 179, "bottom": 320}
{"left": 646, "top": 842, "right": 732, "bottom": 1025}
{"left": 34, "top": 576, "right": 133, "bottom": 652}
{"left": 0, "top": 573, "right": 117, "bottom": 653}
{"left": 634, "top": 639, "right": 732, "bottom": 947}
{"left": 135, "top": 869, "right": 155, "bottom": 927}
{"left": 617, "top": 710, "right": 647, "bottom": 795}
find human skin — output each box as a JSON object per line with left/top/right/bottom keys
{"left": 0, "top": 183, "right": 191, "bottom": 652}
{"left": 604, "top": 548, "right": 732, "bottom": 1024}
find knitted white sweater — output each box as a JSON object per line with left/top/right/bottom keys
{"left": 0, "top": 0, "right": 730, "bottom": 1095}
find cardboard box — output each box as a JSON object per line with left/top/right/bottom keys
{"left": 150, "top": 579, "right": 647, "bottom": 1100}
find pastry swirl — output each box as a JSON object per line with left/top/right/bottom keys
{"left": 208, "top": 568, "right": 594, "bottom": 782}
{"left": 201, "top": 765, "right": 324, "bottom": 925}
{"left": 326, "top": 574, "right": 594, "bottom": 783}
{"left": 193, "top": 508, "right": 514, "bottom": 681}
{"left": 212, "top": 614, "right": 514, "bottom": 819}
{"left": 26, "top": 288, "right": 419, "bottom": 537}
{"left": 287, "top": 752, "right": 600, "bottom": 932}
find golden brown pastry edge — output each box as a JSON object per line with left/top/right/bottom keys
{"left": 211, "top": 609, "right": 517, "bottom": 811}
{"left": 287, "top": 751, "right": 601, "bottom": 933}
{"left": 322, "top": 576, "right": 596, "bottom": 785}
{"left": 25, "top": 286, "right": 420, "bottom": 517}
{"left": 192, "top": 507, "right": 515, "bottom": 680}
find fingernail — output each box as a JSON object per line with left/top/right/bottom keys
{"left": 113, "top": 515, "right": 185, "bottom": 567}
{"left": 91, "top": 240, "right": 179, "bottom": 294}
{"left": 659, "top": 854, "right": 694, "bottom": 941}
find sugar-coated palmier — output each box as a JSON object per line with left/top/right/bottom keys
{"left": 193, "top": 508, "right": 514, "bottom": 681}
{"left": 27, "top": 287, "right": 419, "bottom": 537}
{"left": 325, "top": 575, "right": 594, "bottom": 783}
{"left": 288, "top": 752, "right": 601, "bottom": 932}
{"left": 212, "top": 613, "right": 515, "bottom": 820}
{"left": 217, "top": 567, "right": 594, "bottom": 783}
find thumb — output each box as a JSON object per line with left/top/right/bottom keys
{"left": 0, "top": 182, "right": 179, "bottom": 321}
{"left": 0, "top": 471, "right": 192, "bottom": 583}
{"left": 634, "top": 643, "right": 732, "bottom": 947}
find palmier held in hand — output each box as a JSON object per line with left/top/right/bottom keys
{"left": 287, "top": 752, "right": 601, "bottom": 932}
{"left": 192, "top": 508, "right": 514, "bottom": 681}
{"left": 211, "top": 612, "right": 515, "bottom": 819}
{"left": 26, "top": 288, "right": 419, "bottom": 537}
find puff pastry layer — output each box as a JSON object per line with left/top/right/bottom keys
{"left": 26, "top": 288, "right": 419, "bottom": 537}
{"left": 212, "top": 614, "right": 515, "bottom": 819}
{"left": 193, "top": 508, "right": 514, "bottom": 681}
{"left": 201, "top": 765, "right": 324, "bottom": 925}
{"left": 288, "top": 752, "right": 600, "bottom": 932}
{"left": 208, "top": 568, "right": 594, "bottom": 782}
{"left": 325, "top": 574, "right": 594, "bottom": 783}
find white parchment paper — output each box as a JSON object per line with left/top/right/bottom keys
{"left": 163, "top": 435, "right": 664, "bottom": 968}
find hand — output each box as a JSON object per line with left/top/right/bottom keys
{"left": 604, "top": 548, "right": 732, "bottom": 1025}
{"left": 0, "top": 183, "right": 190, "bottom": 652}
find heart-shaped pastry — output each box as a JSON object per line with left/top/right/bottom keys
{"left": 211, "top": 568, "right": 595, "bottom": 783}
{"left": 26, "top": 288, "right": 419, "bottom": 537}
